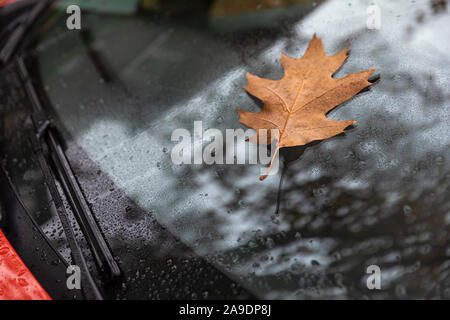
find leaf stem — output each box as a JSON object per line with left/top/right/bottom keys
{"left": 259, "top": 145, "right": 280, "bottom": 181}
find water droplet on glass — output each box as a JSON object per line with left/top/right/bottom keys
{"left": 266, "top": 237, "right": 275, "bottom": 249}
{"left": 403, "top": 205, "right": 412, "bottom": 216}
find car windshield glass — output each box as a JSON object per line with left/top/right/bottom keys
{"left": 34, "top": 0, "right": 450, "bottom": 299}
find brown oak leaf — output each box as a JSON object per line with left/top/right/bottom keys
{"left": 238, "top": 34, "right": 375, "bottom": 180}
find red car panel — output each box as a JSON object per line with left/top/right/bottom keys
{"left": 0, "top": 229, "right": 51, "bottom": 300}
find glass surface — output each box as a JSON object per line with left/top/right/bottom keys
{"left": 34, "top": 0, "right": 450, "bottom": 299}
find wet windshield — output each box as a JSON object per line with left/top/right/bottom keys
{"left": 34, "top": 0, "right": 450, "bottom": 299}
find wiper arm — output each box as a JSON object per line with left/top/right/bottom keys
{"left": 0, "top": 0, "right": 53, "bottom": 66}
{"left": 16, "top": 57, "right": 121, "bottom": 296}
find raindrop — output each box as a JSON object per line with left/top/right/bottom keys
{"left": 333, "top": 252, "right": 341, "bottom": 261}
{"left": 311, "top": 260, "right": 320, "bottom": 266}
{"left": 18, "top": 278, "right": 29, "bottom": 287}
{"left": 395, "top": 284, "right": 407, "bottom": 297}
{"left": 403, "top": 205, "right": 413, "bottom": 216}
{"left": 248, "top": 240, "right": 257, "bottom": 248}
{"left": 266, "top": 237, "right": 275, "bottom": 249}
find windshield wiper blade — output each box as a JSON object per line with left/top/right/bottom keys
{"left": 16, "top": 57, "right": 121, "bottom": 289}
